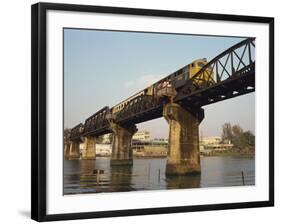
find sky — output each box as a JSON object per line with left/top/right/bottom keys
{"left": 64, "top": 28, "right": 255, "bottom": 138}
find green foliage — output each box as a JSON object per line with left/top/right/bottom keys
{"left": 96, "top": 135, "right": 104, "bottom": 143}
{"left": 240, "top": 131, "right": 255, "bottom": 146}
{"left": 221, "top": 123, "right": 233, "bottom": 143}
{"left": 108, "top": 134, "right": 113, "bottom": 143}
{"left": 64, "top": 128, "right": 71, "bottom": 140}
{"left": 221, "top": 123, "right": 255, "bottom": 149}
{"left": 232, "top": 125, "right": 243, "bottom": 137}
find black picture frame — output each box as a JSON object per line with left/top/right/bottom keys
{"left": 31, "top": 2, "right": 274, "bottom": 222}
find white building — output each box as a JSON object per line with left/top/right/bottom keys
{"left": 132, "top": 130, "right": 150, "bottom": 141}
{"left": 201, "top": 136, "right": 221, "bottom": 145}
{"left": 200, "top": 136, "right": 233, "bottom": 152}
{"left": 102, "top": 133, "right": 112, "bottom": 143}
{"left": 151, "top": 138, "right": 168, "bottom": 144}
{"left": 96, "top": 144, "right": 112, "bottom": 156}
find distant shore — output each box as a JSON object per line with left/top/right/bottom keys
{"left": 95, "top": 148, "right": 255, "bottom": 159}
{"left": 201, "top": 149, "right": 255, "bottom": 158}
{"left": 95, "top": 154, "right": 254, "bottom": 159}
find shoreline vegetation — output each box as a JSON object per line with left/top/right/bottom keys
{"left": 200, "top": 147, "right": 255, "bottom": 158}
{"left": 197, "top": 122, "right": 255, "bottom": 158}
{"left": 95, "top": 147, "right": 255, "bottom": 159}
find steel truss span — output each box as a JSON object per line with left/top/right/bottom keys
{"left": 69, "top": 38, "right": 255, "bottom": 140}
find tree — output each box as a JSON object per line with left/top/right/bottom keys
{"left": 221, "top": 123, "right": 233, "bottom": 143}
{"left": 64, "top": 128, "right": 71, "bottom": 141}
{"left": 231, "top": 125, "right": 244, "bottom": 149}
{"left": 240, "top": 131, "right": 255, "bottom": 147}
{"left": 96, "top": 135, "right": 104, "bottom": 143}
{"left": 221, "top": 123, "right": 255, "bottom": 150}
{"left": 232, "top": 125, "right": 243, "bottom": 137}
{"left": 108, "top": 133, "right": 113, "bottom": 143}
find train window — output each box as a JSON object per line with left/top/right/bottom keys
{"left": 179, "top": 68, "right": 183, "bottom": 74}
{"left": 183, "top": 68, "right": 189, "bottom": 79}
{"left": 191, "top": 63, "right": 194, "bottom": 67}
{"left": 177, "top": 74, "right": 182, "bottom": 80}
{"left": 198, "top": 62, "right": 205, "bottom": 67}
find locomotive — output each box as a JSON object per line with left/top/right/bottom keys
{"left": 112, "top": 58, "right": 212, "bottom": 114}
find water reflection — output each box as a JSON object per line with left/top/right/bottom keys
{"left": 79, "top": 160, "right": 96, "bottom": 191}
{"left": 166, "top": 174, "right": 201, "bottom": 189}
{"left": 110, "top": 165, "right": 134, "bottom": 192}
{"left": 63, "top": 157, "right": 255, "bottom": 195}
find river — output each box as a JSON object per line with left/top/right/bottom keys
{"left": 63, "top": 156, "right": 255, "bottom": 195}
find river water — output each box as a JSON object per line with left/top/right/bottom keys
{"left": 63, "top": 157, "right": 255, "bottom": 195}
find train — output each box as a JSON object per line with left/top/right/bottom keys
{"left": 112, "top": 58, "right": 213, "bottom": 114}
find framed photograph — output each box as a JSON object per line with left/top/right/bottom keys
{"left": 31, "top": 2, "right": 274, "bottom": 222}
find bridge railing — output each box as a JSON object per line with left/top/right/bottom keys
{"left": 69, "top": 123, "right": 84, "bottom": 141}
{"left": 83, "top": 106, "right": 110, "bottom": 136}
{"left": 175, "top": 38, "right": 255, "bottom": 101}
{"left": 115, "top": 95, "right": 163, "bottom": 123}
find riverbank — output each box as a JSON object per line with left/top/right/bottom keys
{"left": 96, "top": 153, "right": 254, "bottom": 159}
{"left": 201, "top": 150, "right": 255, "bottom": 157}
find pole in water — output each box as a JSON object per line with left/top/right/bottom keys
{"left": 148, "top": 163, "right": 151, "bottom": 181}
{"left": 158, "top": 169, "right": 160, "bottom": 182}
{"left": 241, "top": 171, "right": 245, "bottom": 185}
{"left": 96, "top": 169, "right": 100, "bottom": 185}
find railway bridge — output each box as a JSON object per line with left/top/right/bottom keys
{"left": 64, "top": 38, "right": 255, "bottom": 175}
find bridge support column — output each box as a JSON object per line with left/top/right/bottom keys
{"left": 82, "top": 137, "right": 96, "bottom": 160}
{"left": 163, "top": 103, "right": 204, "bottom": 175}
{"left": 67, "top": 141, "right": 80, "bottom": 160}
{"left": 64, "top": 140, "right": 71, "bottom": 159}
{"left": 109, "top": 123, "right": 137, "bottom": 166}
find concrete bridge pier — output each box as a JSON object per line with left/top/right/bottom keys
{"left": 82, "top": 136, "right": 96, "bottom": 160}
{"left": 163, "top": 102, "right": 204, "bottom": 175}
{"left": 109, "top": 122, "right": 137, "bottom": 166}
{"left": 64, "top": 140, "right": 71, "bottom": 160}
{"left": 66, "top": 141, "right": 80, "bottom": 160}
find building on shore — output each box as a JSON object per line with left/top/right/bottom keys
{"left": 79, "top": 142, "right": 112, "bottom": 157}
{"left": 132, "top": 130, "right": 150, "bottom": 141}
{"left": 132, "top": 138, "right": 168, "bottom": 157}
{"left": 151, "top": 138, "right": 168, "bottom": 144}
{"left": 96, "top": 144, "right": 112, "bottom": 156}
{"left": 78, "top": 131, "right": 168, "bottom": 158}
{"left": 101, "top": 133, "right": 112, "bottom": 144}
{"left": 199, "top": 136, "right": 233, "bottom": 154}
{"left": 201, "top": 136, "right": 221, "bottom": 145}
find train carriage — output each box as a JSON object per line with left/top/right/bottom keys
{"left": 111, "top": 58, "right": 213, "bottom": 115}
